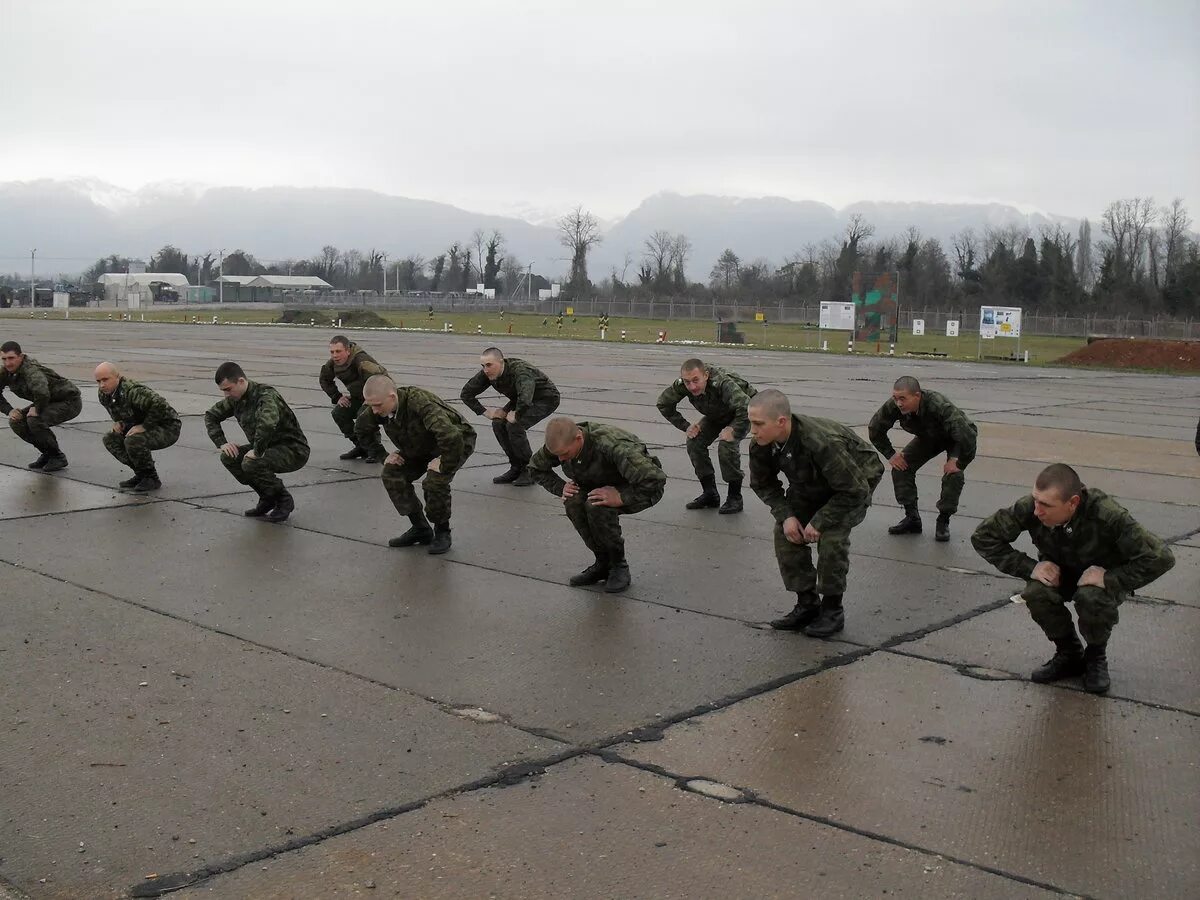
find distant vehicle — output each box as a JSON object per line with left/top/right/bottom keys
{"left": 150, "top": 281, "right": 181, "bottom": 303}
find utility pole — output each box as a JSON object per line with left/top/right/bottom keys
{"left": 381, "top": 252, "right": 388, "bottom": 295}
{"left": 30, "top": 249, "right": 36, "bottom": 306}
{"left": 218, "top": 248, "right": 224, "bottom": 304}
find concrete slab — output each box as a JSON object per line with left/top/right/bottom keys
{"left": 0, "top": 565, "right": 556, "bottom": 900}
{"left": 0, "top": 503, "right": 854, "bottom": 742}
{"left": 0, "top": 465, "right": 141, "bottom": 518}
{"left": 621, "top": 653, "right": 1200, "bottom": 899}
{"left": 174, "top": 756, "right": 1057, "bottom": 900}
{"left": 1136, "top": 544, "right": 1200, "bottom": 605}
{"left": 896, "top": 600, "right": 1200, "bottom": 713}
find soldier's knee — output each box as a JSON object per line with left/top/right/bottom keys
{"left": 1022, "top": 581, "right": 1065, "bottom": 610}
{"left": 101, "top": 432, "right": 122, "bottom": 450}
{"left": 1073, "top": 584, "right": 1120, "bottom": 615}
{"left": 124, "top": 433, "right": 147, "bottom": 450}
{"left": 241, "top": 456, "right": 269, "bottom": 477}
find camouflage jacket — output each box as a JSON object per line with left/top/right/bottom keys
{"left": 750, "top": 414, "right": 884, "bottom": 532}
{"left": 529, "top": 421, "right": 667, "bottom": 514}
{"left": 204, "top": 381, "right": 309, "bottom": 455}
{"left": 657, "top": 365, "right": 757, "bottom": 439}
{"left": 460, "top": 357, "right": 560, "bottom": 417}
{"left": 970, "top": 488, "right": 1175, "bottom": 594}
{"left": 99, "top": 377, "right": 181, "bottom": 431}
{"left": 358, "top": 386, "right": 474, "bottom": 475}
{"left": 868, "top": 389, "right": 977, "bottom": 459}
{"left": 0, "top": 355, "right": 81, "bottom": 413}
{"left": 318, "top": 343, "right": 388, "bottom": 403}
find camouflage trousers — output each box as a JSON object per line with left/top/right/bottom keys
{"left": 9, "top": 396, "right": 83, "bottom": 454}
{"left": 331, "top": 397, "right": 385, "bottom": 456}
{"left": 774, "top": 473, "right": 881, "bottom": 597}
{"left": 493, "top": 396, "right": 560, "bottom": 467}
{"left": 563, "top": 493, "right": 627, "bottom": 561}
{"left": 687, "top": 416, "right": 744, "bottom": 484}
{"left": 220, "top": 442, "right": 311, "bottom": 500}
{"left": 381, "top": 433, "right": 476, "bottom": 525}
{"left": 891, "top": 436, "right": 974, "bottom": 517}
{"left": 1023, "top": 580, "right": 1124, "bottom": 646}
{"left": 102, "top": 422, "right": 181, "bottom": 474}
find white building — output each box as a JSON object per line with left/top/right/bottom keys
{"left": 97, "top": 272, "right": 191, "bottom": 307}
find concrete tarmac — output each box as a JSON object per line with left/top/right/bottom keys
{"left": 0, "top": 320, "right": 1196, "bottom": 899}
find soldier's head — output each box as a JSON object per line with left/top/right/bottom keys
{"left": 1, "top": 340, "right": 23, "bottom": 373}
{"left": 329, "top": 336, "right": 352, "bottom": 366}
{"left": 214, "top": 361, "right": 249, "bottom": 400}
{"left": 1032, "top": 463, "right": 1084, "bottom": 526}
{"left": 747, "top": 390, "right": 792, "bottom": 446}
{"left": 94, "top": 361, "right": 121, "bottom": 395}
{"left": 680, "top": 358, "right": 709, "bottom": 396}
{"left": 544, "top": 416, "right": 584, "bottom": 462}
{"left": 892, "top": 376, "right": 922, "bottom": 414}
{"left": 362, "top": 374, "right": 398, "bottom": 417}
{"left": 480, "top": 347, "right": 505, "bottom": 381}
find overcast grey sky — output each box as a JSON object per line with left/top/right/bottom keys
{"left": 2, "top": 0, "right": 1196, "bottom": 220}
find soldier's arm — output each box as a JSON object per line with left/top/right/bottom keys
{"left": 970, "top": 497, "right": 1039, "bottom": 579}
{"left": 806, "top": 433, "right": 871, "bottom": 533}
{"left": 418, "top": 397, "right": 469, "bottom": 475}
{"left": 1103, "top": 509, "right": 1176, "bottom": 593}
{"left": 24, "top": 365, "right": 51, "bottom": 410}
{"left": 512, "top": 366, "right": 536, "bottom": 416}
{"left": 358, "top": 358, "right": 387, "bottom": 378}
{"left": 528, "top": 446, "right": 567, "bottom": 496}
{"left": 936, "top": 395, "right": 977, "bottom": 459}
{"left": 609, "top": 443, "right": 667, "bottom": 514}
{"left": 136, "top": 384, "right": 178, "bottom": 430}
{"left": 867, "top": 401, "right": 899, "bottom": 457}
{"left": 459, "top": 371, "right": 489, "bottom": 415}
{"left": 722, "top": 380, "right": 753, "bottom": 440}
{"left": 749, "top": 450, "right": 791, "bottom": 523}
{"left": 317, "top": 361, "right": 340, "bottom": 403}
{"left": 251, "top": 392, "right": 285, "bottom": 453}
{"left": 656, "top": 381, "right": 690, "bottom": 431}
{"left": 204, "top": 399, "right": 234, "bottom": 446}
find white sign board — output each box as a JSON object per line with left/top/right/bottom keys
{"left": 912, "top": 319, "right": 925, "bottom": 336}
{"left": 819, "top": 301, "right": 856, "bottom": 331}
{"left": 946, "top": 320, "right": 960, "bottom": 337}
{"left": 551, "top": 283, "right": 561, "bottom": 298}
{"left": 979, "top": 306, "right": 1022, "bottom": 339}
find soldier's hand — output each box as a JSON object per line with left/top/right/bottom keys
{"left": 801, "top": 523, "right": 821, "bottom": 544}
{"left": 26, "top": 407, "right": 39, "bottom": 418}
{"left": 220, "top": 442, "right": 240, "bottom": 458}
{"left": 244, "top": 449, "right": 258, "bottom": 461}
{"left": 1032, "top": 561, "right": 1061, "bottom": 587}
{"left": 1077, "top": 566, "right": 1107, "bottom": 589}
{"left": 943, "top": 458, "right": 961, "bottom": 475}
{"left": 587, "top": 486, "right": 624, "bottom": 507}
{"left": 718, "top": 426, "right": 735, "bottom": 442}
{"left": 336, "top": 394, "right": 351, "bottom": 408}
{"left": 385, "top": 452, "right": 404, "bottom": 466}
{"left": 484, "top": 408, "right": 505, "bottom": 421}
{"left": 111, "top": 422, "right": 124, "bottom": 434}
{"left": 127, "top": 424, "right": 145, "bottom": 436}
{"left": 685, "top": 422, "right": 701, "bottom": 439}
{"left": 782, "top": 516, "right": 805, "bottom": 545}
{"left": 505, "top": 411, "right": 517, "bottom": 424}
{"left": 7, "top": 409, "right": 21, "bottom": 422}
{"left": 427, "top": 457, "right": 442, "bottom": 473}
{"left": 561, "top": 480, "right": 580, "bottom": 499}
{"left": 889, "top": 452, "right": 908, "bottom": 471}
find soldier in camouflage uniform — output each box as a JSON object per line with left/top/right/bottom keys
{"left": 318, "top": 335, "right": 387, "bottom": 462}
{"left": 657, "top": 358, "right": 757, "bottom": 514}
{"left": 0, "top": 340, "right": 83, "bottom": 472}
{"left": 95, "top": 362, "right": 181, "bottom": 492}
{"left": 361, "top": 374, "right": 477, "bottom": 555}
{"left": 205, "top": 361, "right": 311, "bottom": 523}
{"left": 971, "top": 463, "right": 1174, "bottom": 694}
{"left": 868, "top": 376, "right": 977, "bottom": 542}
{"left": 529, "top": 416, "right": 667, "bottom": 593}
{"left": 749, "top": 390, "right": 884, "bottom": 637}
{"left": 460, "top": 348, "right": 560, "bottom": 486}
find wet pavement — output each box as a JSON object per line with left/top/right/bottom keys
{"left": 0, "top": 320, "right": 1197, "bottom": 899}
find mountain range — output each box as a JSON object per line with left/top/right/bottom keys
{"left": 0, "top": 179, "right": 1080, "bottom": 281}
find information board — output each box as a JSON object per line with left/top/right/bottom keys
{"left": 819, "top": 301, "right": 856, "bottom": 331}
{"left": 946, "top": 320, "right": 960, "bottom": 337}
{"left": 979, "top": 306, "right": 1022, "bottom": 339}
{"left": 912, "top": 319, "right": 925, "bottom": 336}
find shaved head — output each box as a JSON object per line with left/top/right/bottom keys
{"left": 94, "top": 361, "right": 119, "bottom": 380}
{"left": 362, "top": 374, "right": 397, "bottom": 400}
{"left": 94, "top": 361, "right": 122, "bottom": 394}
{"left": 545, "top": 416, "right": 581, "bottom": 451}
{"left": 748, "top": 389, "right": 791, "bottom": 420}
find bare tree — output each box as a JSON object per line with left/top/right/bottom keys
{"left": 1101, "top": 197, "right": 1157, "bottom": 282}
{"left": 472, "top": 228, "right": 487, "bottom": 279}
{"left": 620, "top": 250, "right": 634, "bottom": 283}
{"left": 670, "top": 233, "right": 692, "bottom": 287}
{"left": 643, "top": 230, "right": 674, "bottom": 280}
{"left": 951, "top": 228, "right": 981, "bottom": 281}
{"left": 844, "top": 214, "right": 875, "bottom": 246}
{"left": 1075, "top": 219, "right": 1094, "bottom": 289}
{"left": 1161, "top": 198, "right": 1192, "bottom": 284}
{"left": 557, "top": 205, "right": 603, "bottom": 293}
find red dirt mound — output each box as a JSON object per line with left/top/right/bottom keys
{"left": 1058, "top": 338, "right": 1200, "bottom": 372}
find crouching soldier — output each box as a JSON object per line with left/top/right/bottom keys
{"left": 319, "top": 335, "right": 388, "bottom": 462}
{"left": 95, "top": 361, "right": 181, "bottom": 492}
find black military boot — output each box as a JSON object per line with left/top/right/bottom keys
{"left": 1082, "top": 644, "right": 1111, "bottom": 694}
{"left": 244, "top": 492, "right": 275, "bottom": 517}
{"left": 512, "top": 467, "right": 534, "bottom": 486}
{"left": 28, "top": 452, "right": 50, "bottom": 470}
{"left": 41, "top": 453, "right": 69, "bottom": 473}
{"left": 569, "top": 556, "right": 610, "bottom": 586}
{"left": 265, "top": 491, "right": 295, "bottom": 523}
{"left": 719, "top": 480, "right": 744, "bottom": 515}
{"left": 888, "top": 507, "right": 922, "bottom": 534}
{"left": 934, "top": 515, "right": 951, "bottom": 542}
{"left": 339, "top": 445, "right": 366, "bottom": 460}
{"left": 769, "top": 592, "right": 820, "bottom": 631}
{"left": 686, "top": 476, "right": 720, "bottom": 510}
{"left": 128, "top": 470, "right": 162, "bottom": 493}
{"left": 1030, "top": 636, "right": 1085, "bottom": 683}
{"left": 389, "top": 513, "right": 434, "bottom": 547}
{"left": 604, "top": 558, "right": 632, "bottom": 593}
{"left": 805, "top": 595, "right": 846, "bottom": 638}
{"left": 428, "top": 522, "right": 452, "bottom": 555}
{"left": 493, "top": 465, "right": 522, "bottom": 484}
{"left": 119, "top": 473, "right": 142, "bottom": 489}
